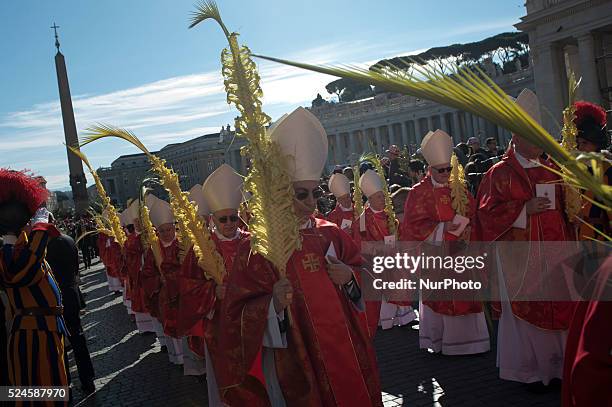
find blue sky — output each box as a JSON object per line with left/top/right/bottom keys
{"left": 0, "top": 0, "right": 525, "bottom": 189}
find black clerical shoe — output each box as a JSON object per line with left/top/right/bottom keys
{"left": 160, "top": 345, "right": 168, "bottom": 353}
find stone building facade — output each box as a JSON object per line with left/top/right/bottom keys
{"left": 97, "top": 126, "right": 247, "bottom": 208}
{"left": 311, "top": 64, "right": 534, "bottom": 168}
{"left": 516, "top": 0, "right": 612, "bottom": 133}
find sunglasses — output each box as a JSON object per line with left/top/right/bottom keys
{"left": 217, "top": 215, "right": 240, "bottom": 224}
{"left": 295, "top": 188, "right": 324, "bottom": 201}
{"left": 433, "top": 166, "right": 453, "bottom": 174}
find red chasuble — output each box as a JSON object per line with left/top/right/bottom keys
{"left": 176, "top": 230, "right": 250, "bottom": 356}
{"left": 473, "top": 148, "right": 573, "bottom": 329}
{"left": 140, "top": 248, "right": 162, "bottom": 319}
{"left": 124, "top": 233, "right": 146, "bottom": 313}
{"left": 561, "top": 257, "right": 612, "bottom": 407}
{"left": 157, "top": 240, "right": 181, "bottom": 337}
{"left": 97, "top": 233, "right": 108, "bottom": 268}
{"left": 105, "top": 240, "right": 124, "bottom": 280}
{"left": 351, "top": 206, "right": 396, "bottom": 336}
{"left": 326, "top": 204, "right": 354, "bottom": 230}
{"left": 399, "top": 176, "right": 482, "bottom": 316}
{"left": 219, "top": 218, "right": 382, "bottom": 407}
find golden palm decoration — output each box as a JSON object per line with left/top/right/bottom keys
{"left": 68, "top": 145, "right": 126, "bottom": 247}
{"left": 254, "top": 55, "right": 612, "bottom": 210}
{"left": 138, "top": 182, "right": 163, "bottom": 269}
{"left": 360, "top": 152, "right": 398, "bottom": 235}
{"left": 91, "top": 211, "right": 113, "bottom": 237}
{"left": 449, "top": 153, "right": 469, "bottom": 217}
{"left": 190, "top": 1, "right": 301, "bottom": 277}
{"left": 81, "top": 125, "right": 226, "bottom": 284}
{"left": 560, "top": 71, "right": 583, "bottom": 222}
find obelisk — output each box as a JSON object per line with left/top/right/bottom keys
{"left": 52, "top": 23, "right": 89, "bottom": 215}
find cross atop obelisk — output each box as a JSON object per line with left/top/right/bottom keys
{"left": 51, "top": 22, "right": 60, "bottom": 51}
{"left": 52, "top": 23, "right": 89, "bottom": 216}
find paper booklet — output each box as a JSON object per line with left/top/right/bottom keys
{"left": 447, "top": 214, "right": 470, "bottom": 237}
{"left": 536, "top": 183, "right": 555, "bottom": 210}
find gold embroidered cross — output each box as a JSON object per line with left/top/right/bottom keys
{"left": 440, "top": 195, "right": 450, "bottom": 205}
{"left": 302, "top": 253, "right": 320, "bottom": 273}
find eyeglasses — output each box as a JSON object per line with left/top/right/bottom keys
{"left": 433, "top": 166, "right": 453, "bottom": 174}
{"left": 295, "top": 188, "right": 324, "bottom": 201}
{"left": 217, "top": 215, "right": 239, "bottom": 224}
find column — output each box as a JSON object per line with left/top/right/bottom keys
{"left": 478, "top": 117, "right": 486, "bottom": 139}
{"left": 453, "top": 112, "right": 462, "bottom": 142}
{"left": 375, "top": 127, "right": 383, "bottom": 154}
{"left": 577, "top": 33, "right": 602, "bottom": 104}
{"left": 389, "top": 124, "right": 398, "bottom": 146}
{"left": 348, "top": 131, "right": 357, "bottom": 159}
{"left": 335, "top": 134, "right": 343, "bottom": 163}
{"left": 414, "top": 118, "right": 423, "bottom": 144}
{"left": 440, "top": 113, "right": 449, "bottom": 134}
{"left": 400, "top": 122, "right": 408, "bottom": 147}
{"left": 427, "top": 116, "right": 434, "bottom": 132}
{"left": 532, "top": 43, "right": 565, "bottom": 134}
{"left": 327, "top": 134, "right": 336, "bottom": 165}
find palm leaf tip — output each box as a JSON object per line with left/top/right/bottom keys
{"left": 188, "top": 0, "right": 224, "bottom": 29}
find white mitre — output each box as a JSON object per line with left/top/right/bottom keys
{"left": 126, "top": 198, "right": 140, "bottom": 224}
{"left": 146, "top": 194, "right": 174, "bottom": 227}
{"left": 421, "top": 129, "right": 453, "bottom": 167}
{"left": 202, "top": 164, "right": 243, "bottom": 213}
{"left": 359, "top": 169, "right": 383, "bottom": 198}
{"left": 328, "top": 173, "right": 351, "bottom": 198}
{"left": 188, "top": 183, "right": 209, "bottom": 216}
{"left": 270, "top": 107, "right": 328, "bottom": 181}
{"left": 514, "top": 88, "right": 542, "bottom": 125}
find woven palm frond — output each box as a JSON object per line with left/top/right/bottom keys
{"left": 449, "top": 153, "right": 469, "bottom": 217}
{"left": 138, "top": 181, "right": 163, "bottom": 268}
{"left": 83, "top": 125, "right": 226, "bottom": 283}
{"left": 190, "top": 1, "right": 301, "bottom": 276}
{"left": 560, "top": 71, "right": 583, "bottom": 221}
{"left": 254, "top": 54, "right": 612, "bottom": 210}
{"left": 68, "top": 145, "right": 126, "bottom": 247}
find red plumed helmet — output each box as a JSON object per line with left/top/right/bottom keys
{"left": 0, "top": 169, "right": 49, "bottom": 215}
{"left": 573, "top": 101, "right": 607, "bottom": 127}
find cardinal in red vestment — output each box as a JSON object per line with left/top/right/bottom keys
{"left": 143, "top": 195, "right": 184, "bottom": 364}
{"left": 473, "top": 89, "right": 574, "bottom": 385}
{"left": 326, "top": 173, "right": 355, "bottom": 233}
{"left": 351, "top": 169, "right": 411, "bottom": 336}
{"left": 400, "top": 129, "right": 489, "bottom": 355}
{"left": 218, "top": 107, "right": 382, "bottom": 406}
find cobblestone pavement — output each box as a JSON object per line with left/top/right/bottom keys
{"left": 69, "top": 260, "right": 560, "bottom": 406}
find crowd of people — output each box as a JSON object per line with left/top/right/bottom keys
{"left": 0, "top": 93, "right": 610, "bottom": 407}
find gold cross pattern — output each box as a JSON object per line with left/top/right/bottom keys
{"left": 440, "top": 195, "right": 450, "bottom": 205}
{"left": 302, "top": 253, "right": 320, "bottom": 273}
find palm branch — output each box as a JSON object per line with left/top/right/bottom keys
{"left": 82, "top": 124, "right": 226, "bottom": 284}
{"left": 190, "top": 1, "right": 301, "bottom": 277}
{"left": 253, "top": 55, "right": 612, "bottom": 210}
{"left": 68, "top": 145, "right": 126, "bottom": 247}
